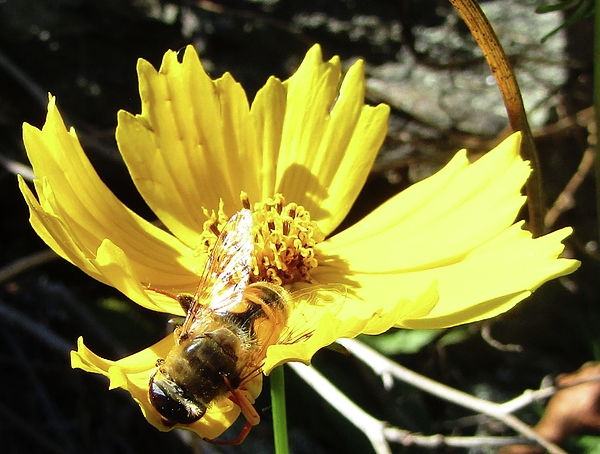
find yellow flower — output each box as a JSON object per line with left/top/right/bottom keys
{"left": 19, "top": 45, "right": 578, "bottom": 440}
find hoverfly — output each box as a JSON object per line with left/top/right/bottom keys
{"left": 147, "top": 208, "right": 296, "bottom": 444}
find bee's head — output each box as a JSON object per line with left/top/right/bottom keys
{"left": 148, "top": 368, "right": 205, "bottom": 426}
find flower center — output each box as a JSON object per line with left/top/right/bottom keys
{"left": 200, "top": 193, "right": 324, "bottom": 286}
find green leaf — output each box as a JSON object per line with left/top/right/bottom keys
{"left": 536, "top": 0, "right": 582, "bottom": 14}
{"left": 575, "top": 435, "right": 600, "bottom": 453}
{"left": 538, "top": 0, "right": 595, "bottom": 42}
{"left": 359, "top": 329, "right": 442, "bottom": 355}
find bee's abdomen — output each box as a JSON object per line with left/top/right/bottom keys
{"left": 221, "top": 282, "right": 289, "bottom": 348}
{"left": 227, "top": 283, "right": 286, "bottom": 325}
{"left": 252, "top": 283, "right": 288, "bottom": 310}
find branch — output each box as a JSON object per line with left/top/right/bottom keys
{"left": 288, "top": 362, "right": 392, "bottom": 454}
{"left": 0, "top": 299, "right": 72, "bottom": 355}
{"left": 545, "top": 125, "right": 596, "bottom": 229}
{"left": 336, "top": 338, "right": 567, "bottom": 454}
{"left": 289, "top": 362, "right": 540, "bottom": 451}
{"left": 0, "top": 249, "right": 59, "bottom": 284}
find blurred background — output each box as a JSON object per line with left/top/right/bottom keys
{"left": 0, "top": 0, "right": 597, "bottom": 453}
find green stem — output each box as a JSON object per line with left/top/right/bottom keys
{"left": 595, "top": 0, "right": 600, "bottom": 242}
{"left": 270, "top": 366, "right": 289, "bottom": 454}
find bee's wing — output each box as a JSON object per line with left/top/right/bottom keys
{"left": 277, "top": 283, "right": 347, "bottom": 346}
{"left": 180, "top": 209, "right": 254, "bottom": 335}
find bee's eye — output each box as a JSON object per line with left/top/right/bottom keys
{"left": 149, "top": 376, "right": 205, "bottom": 425}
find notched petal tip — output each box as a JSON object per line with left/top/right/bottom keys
{"left": 399, "top": 225, "right": 579, "bottom": 329}
{"left": 317, "top": 131, "right": 578, "bottom": 333}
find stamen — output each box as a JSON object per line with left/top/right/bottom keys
{"left": 198, "top": 193, "right": 324, "bottom": 286}
{"left": 282, "top": 219, "right": 291, "bottom": 236}
{"left": 287, "top": 203, "right": 297, "bottom": 219}
{"left": 209, "top": 222, "right": 220, "bottom": 237}
{"left": 274, "top": 194, "right": 285, "bottom": 214}
{"left": 240, "top": 191, "right": 250, "bottom": 210}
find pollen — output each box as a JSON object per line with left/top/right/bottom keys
{"left": 199, "top": 193, "right": 324, "bottom": 286}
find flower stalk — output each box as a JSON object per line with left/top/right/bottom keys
{"left": 448, "top": 0, "right": 545, "bottom": 236}
{"left": 270, "top": 366, "right": 290, "bottom": 454}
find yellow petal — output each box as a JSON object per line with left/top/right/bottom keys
{"left": 322, "top": 133, "right": 531, "bottom": 271}
{"left": 93, "top": 239, "right": 183, "bottom": 314}
{"left": 250, "top": 76, "right": 287, "bottom": 199}
{"left": 400, "top": 225, "right": 577, "bottom": 328}
{"left": 117, "top": 47, "right": 261, "bottom": 247}
{"left": 21, "top": 176, "right": 185, "bottom": 313}
{"left": 20, "top": 97, "right": 198, "bottom": 291}
{"left": 263, "top": 282, "right": 439, "bottom": 373}
{"left": 20, "top": 175, "right": 97, "bottom": 274}
{"left": 118, "top": 45, "right": 387, "bottom": 241}
{"left": 313, "top": 132, "right": 579, "bottom": 330}
{"left": 71, "top": 336, "right": 261, "bottom": 439}
{"left": 275, "top": 46, "right": 390, "bottom": 235}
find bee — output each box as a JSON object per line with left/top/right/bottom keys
{"left": 148, "top": 208, "right": 293, "bottom": 444}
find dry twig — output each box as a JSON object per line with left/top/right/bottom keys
{"left": 291, "top": 338, "right": 570, "bottom": 453}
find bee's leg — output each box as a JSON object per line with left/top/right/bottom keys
{"left": 203, "top": 420, "right": 253, "bottom": 446}
{"left": 230, "top": 388, "right": 261, "bottom": 426}
{"left": 203, "top": 378, "right": 259, "bottom": 445}
{"left": 222, "top": 375, "right": 261, "bottom": 426}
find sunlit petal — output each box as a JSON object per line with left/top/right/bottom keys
{"left": 275, "top": 46, "right": 390, "bottom": 234}
{"left": 311, "top": 132, "right": 579, "bottom": 332}
{"left": 117, "top": 48, "right": 263, "bottom": 248}
{"left": 20, "top": 97, "right": 198, "bottom": 290}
